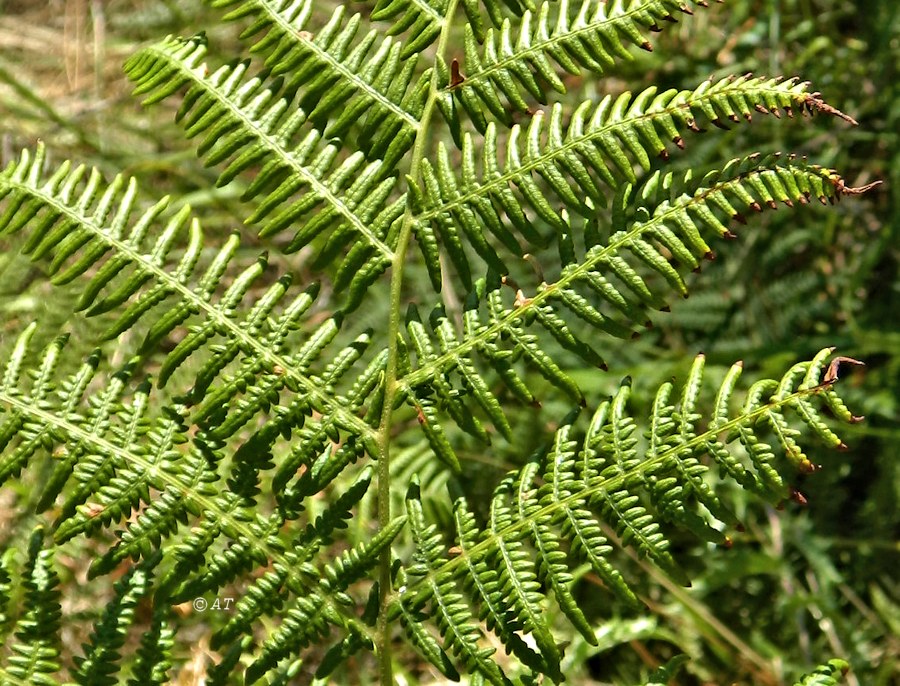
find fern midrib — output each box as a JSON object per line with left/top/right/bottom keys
{"left": 393, "top": 380, "right": 832, "bottom": 600}
{"left": 419, "top": 82, "right": 812, "bottom": 224}
{"left": 141, "top": 40, "right": 397, "bottom": 260}
{"left": 375, "top": 2, "right": 461, "bottom": 683}
{"left": 448, "top": 0, "right": 674, "bottom": 93}
{"left": 399, "top": 168, "right": 806, "bottom": 390}
{"left": 246, "top": 0, "right": 422, "bottom": 130}
{"left": 3, "top": 177, "right": 379, "bottom": 445}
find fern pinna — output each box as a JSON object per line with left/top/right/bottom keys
{"left": 0, "top": 0, "right": 877, "bottom": 684}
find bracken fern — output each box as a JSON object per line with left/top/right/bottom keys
{"left": 0, "top": 0, "right": 879, "bottom": 683}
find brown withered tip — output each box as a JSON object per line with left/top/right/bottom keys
{"left": 767, "top": 200, "right": 778, "bottom": 210}
{"left": 450, "top": 59, "right": 465, "bottom": 87}
{"left": 679, "top": 4, "right": 694, "bottom": 13}
{"left": 673, "top": 136, "right": 685, "bottom": 149}
{"left": 641, "top": 41, "right": 653, "bottom": 52}
{"left": 823, "top": 355, "right": 865, "bottom": 384}
{"left": 662, "top": 14, "right": 678, "bottom": 23}
{"left": 750, "top": 201, "right": 763, "bottom": 212}
{"left": 783, "top": 199, "right": 794, "bottom": 208}
{"left": 721, "top": 536, "right": 733, "bottom": 549}
{"left": 798, "top": 195, "right": 808, "bottom": 204}
{"left": 644, "top": 320, "right": 654, "bottom": 328}
{"left": 755, "top": 104, "right": 770, "bottom": 114}
{"left": 531, "top": 399, "right": 543, "bottom": 409}
{"left": 735, "top": 523, "right": 746, "bottom": 533}
{"left": 711, "top": 118, "right": 730, "bottom": 130}
{"left": 838, "top": 180, "right": 883, "bottom": 195}
{"left": 599, "top": 363, "right": 609, "bottom": 372}
{"left": 692, "top": 265, "right": 702, "bottom": 274}
{"left": 687, "top": 119, "right": 700, "bottom": 132}
{"left": 731, "top": 214, "right": 746, "bottom": 226}
{"left": 659, "top": 148, "right": 669, "bottom": 160}
{"left": 660, "top": 305, "right": 671, "bottom": 312}
{"left": 631, "top": 331, "right": 642, "bottom": 340}
{"left": 837, "top": 442, "right": 849, "bottom": 451}
{"left": 704, "top": 250, "right": 716, "bottom": 261}
{"left": 650, "top": 23, "right": 662, "bottom": 32}
{"left": 789, "top": 487, "right": 808, "bottom": 506}
{"left": 807, "top": 97, "right": 859, "bottom": 125}
{"left": 728, "top": 113, "right": 740, "bottom": 123}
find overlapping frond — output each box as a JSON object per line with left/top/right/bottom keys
{"left": 415, "top": 75, "right": 856, "bottom": 288}
{"left": 73, "top": 557, "right": 157, "bottom": 686}
{"left": 0, "top": 145, "right": 379, "bottom": 461}
{"left": 2, "top": 528, "right": 62, "bottom": 685}
{"left": 397, "top": 350, "right": 860, "bottom": 682}
{"left": 0, "top": 327, "right": 402, "bottom": 684}
{"left": 400, "top": 156, "right": 867, "bottom": 469}
{"left": 197, "top": 1, "right": 430, "bottom": 158}
{"left": 437, "top": 0, "right": 716, "bottom": 133}
{"left": 124, "top": 35, "right": 407, "bottom": 303}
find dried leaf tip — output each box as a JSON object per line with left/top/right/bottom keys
{"left": 823, "top": 356, "right": 865, "bottom": 384}
{"left": 450, "top": 59, "right": 465, "bottom": 88}
{"left": 806, "top": 95, "right": 859, "bottom": 125}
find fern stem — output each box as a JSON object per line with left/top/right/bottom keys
{"left": 375, "top": 2, "right": 460, "bottom": 683}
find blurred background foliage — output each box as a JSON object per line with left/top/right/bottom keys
{"left": 0, "top": 1, "right": 896, "bottom": 684}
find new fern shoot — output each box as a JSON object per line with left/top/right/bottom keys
{"left": 0, "top": 1, "right": 880, "bottom": 684}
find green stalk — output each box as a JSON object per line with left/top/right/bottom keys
{"left": 375, "top": 4, "right": 460, "bottom": 684}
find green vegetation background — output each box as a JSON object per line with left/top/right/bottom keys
{"left": 0, "top": 1, "right": 896, "bottom": 684}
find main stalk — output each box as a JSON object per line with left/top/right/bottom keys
{"left": 375, "top": 3, "right": 460, "bottom": 684}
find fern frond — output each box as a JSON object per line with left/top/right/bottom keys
{"left": 438, "top": 0, "right": 713, "bottom": 132}
{"left": 242, "top": 514, "right": 406, "bottom": 683}
{"left": 73, "top": 556, "right": 157, "bottom": 686}
{"left": 395, "top": 478, "right": 511, "bottom": 685}
{"left": 3, "top": 528, "right": 62, "bottom": 686}
{"left": 166, "top": 464, "right": 375, "bottom": 604}
{"left": 401, "top": 157, "right": 859, "bottom": 463}
{"left": 125, "top": 606, "right": 175, "bottom": 686}
{"left": 184, "top": 2, "right": 429, "bottom": 158}
{"left": 415, "top": 76, "right": 853, "bottom": 286}
{"left": 124, "top": 35, "right": 406, "bottom": 302}
{"left": 400, "top": 351, "right": 859, "bottom": 681}
{"left": 0, "top": 329, "right": 398, "bottom": 681}
{"left": 0, "top": 145, "right": 378, "bottom": 455}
